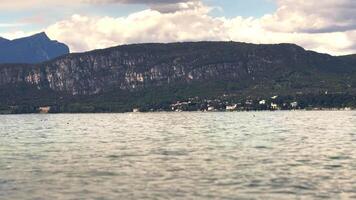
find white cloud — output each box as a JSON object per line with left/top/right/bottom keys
{"left": 1, "top": 0, "right": 356, "bottom": 55}
{"left": 262, "top": 0, "right": 356, "bottom": 33}
{"left": 45, "top": 3, "right": 217, "bottom": 51}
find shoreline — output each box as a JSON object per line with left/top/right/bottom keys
{"left": 0, "top": 108, "right": 354, "bottom": 115}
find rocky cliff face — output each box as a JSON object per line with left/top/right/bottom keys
{"left": 0, "top": 42, "right": 355, "bottom": 97}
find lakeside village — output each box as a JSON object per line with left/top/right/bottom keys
{"left": 133, "top": 94, "right": 355, "bottom": 113}
{"left": 4, "top": 92, "right": 355, "bottom": 114}
{"left": 164, "top": 96, "right": 298, "bottom": 112}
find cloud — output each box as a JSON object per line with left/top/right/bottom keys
{"left": 45, "top": 4, "right": 214, "bottom": 51}
{"left": 41, "top": 0, "right": 356, "bottom": 55}
{"left": 85, "top": 0, "right": 193, "bottom": 4}
{"left": 262, "top": 0, "right": 356, "bottom": 33}
{"left": 84, "top": 0, "right": 200, "bottom": 12}
{"left": 1, "top": 0, "right": 356, "bottom": 55}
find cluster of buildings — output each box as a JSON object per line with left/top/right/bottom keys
{"left": 167, "top": 95, "right": 300, "bottom": 112}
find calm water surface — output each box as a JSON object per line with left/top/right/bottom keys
{"left": 0, "top": 111, "right": 355, "bottom": 200}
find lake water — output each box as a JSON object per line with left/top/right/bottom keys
{"left": 0, "top": 111, "right": 355, "bottom": 200}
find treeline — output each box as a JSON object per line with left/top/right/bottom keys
{"left": 1, "top": 93, "right": 355, "bottom": 114}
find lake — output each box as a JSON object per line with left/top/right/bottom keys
{"left": 0, "top": 111, "right": 355, "bottom": 199}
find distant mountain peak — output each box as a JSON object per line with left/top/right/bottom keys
{"left": 0, "top": 37, "right": 10, "bottom": 44}
{"left": 12, "top": 32, "right": 51, "bottom": 43}
{"left": 30, "top": 32, "right": 50, "bottom": 40}
{"left": 0, "top": 32, "right": 69, "bottom": 64}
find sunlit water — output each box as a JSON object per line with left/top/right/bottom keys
{"left": 0, "top": 111, "right": 355, "bottom": 200}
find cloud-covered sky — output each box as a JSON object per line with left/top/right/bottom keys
{"left": 0, "top": 0, "right": 355, "bottom": 55}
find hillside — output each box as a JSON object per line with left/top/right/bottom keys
{"left": 0, "top": 41, "right": 356, "bottom": 113}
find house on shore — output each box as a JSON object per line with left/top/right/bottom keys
{"left": 39, "top": 106, "right": 51, "bottom": 114}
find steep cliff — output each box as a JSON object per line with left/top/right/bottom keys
{"left": 0, "top": 41, "right": 356, "bottom": 112}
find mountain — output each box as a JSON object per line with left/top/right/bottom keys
{"left": 0, "top": 37, "right": 10, "bottom": 44}
{"left": 0, "top": 41, "right": 356, "bottom": 113}
{"left": 0, "top": 32, "right": 69, "bottom": 64}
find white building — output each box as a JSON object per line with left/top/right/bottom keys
{"left": 245, "top": 100, "right": 253, "bottom": 105}
{"left": 226, "top": 104, "right": 237, "bottom": 111}
{"left": 271, "top": 103, "right": 279, "bottom": 110}
{"left": 208, "top": 106, "right": 215, "bottom": 111}
{"left": 290, "top": 102, "right": 298, "bottom": 108}
{"left": 39, "top": 106, "right": 51, "bottom": 113}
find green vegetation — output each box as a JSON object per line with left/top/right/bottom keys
{"left": 1, "top": 81, "right": 356, "bottom": 114}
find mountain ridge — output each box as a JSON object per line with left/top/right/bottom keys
{"left": 0, "top": 37, "right": 10, "bottom": 43}
{"left": 0, "top": 32, "right": 69, "bottom": 64}
{"left": 0, "top": 41, "right": 356, "bottom": 113}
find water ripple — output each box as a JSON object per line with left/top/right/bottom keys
{"left": 0, "top": 111, "right": 355, "bottom": 200}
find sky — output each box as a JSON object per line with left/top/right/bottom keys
{"left": 0, "top": 0, "right": 355, "bottom": 55}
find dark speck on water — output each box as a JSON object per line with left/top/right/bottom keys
{"left": 107, "top": 155, "right": 120, "bottom": 159}
{"left": 0, "top": 111, "right": 355, "bottom": 200}
{"left": 328, "top": 155, "right": 349, "bottom": 160}
{"left": 254, "top": 145, "right": 269, "bottom": 149}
